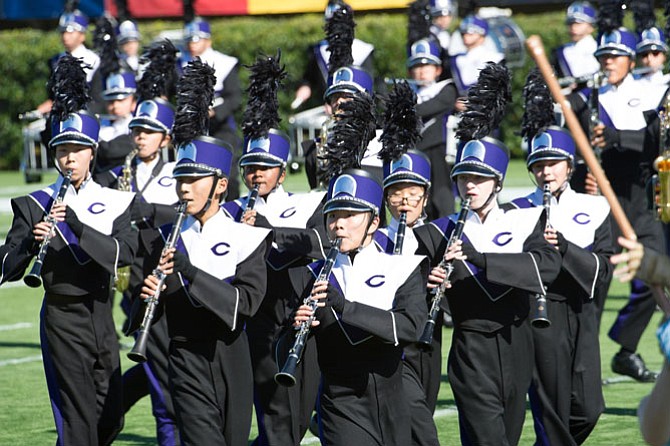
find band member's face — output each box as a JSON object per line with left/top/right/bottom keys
{"left": 187, "top": 38, "right": 210, "bottom": 58}
{"left": 325, "top": 93, "right": 353, "bottom": 116}
{"left": 639, "top": 50, "right": 667, "bottom": 70}
{"left": 106, "top": 96, "right": 136, "bottom": 117}
{"left": 462, "top": 32, "right": 485, "bottom": 50}
{"left": 177, "top": 175, "right": 228, "bottom": 217}
{"left": 385, "top": 183, "right": 427, "bottom": 227}
{"left": 598, "top": 54, "right": 634, "bottom": 85}
{"left": 530, "top": 159, "right": 572, "bottom": 194}
{"left": 433, "top": 15, "right": 453, "bottom": 30}
{"left": 120, "top": 40, "right": 140, "bottom": 57}
{"left": 326, "top": 210, "right": 379, "bottom": 253}
{"left": 243, "top": 165, "right": 285, "bottom": 197}
{"left": 409, "top": 64, "right": 442, "bottom": 84}
{"left": 568, "top": 22, "right": 593, "bottom": 42}
{"left": 55, "top": 143, "right": 93, "bottom": 188}
{"left": 456, "top": 174, "right": 497, "bottom": 210}
{"left": 61, "top": 30, "right": 85, "bottom": 52}
{"left": 132, "top": 127, "right": 170, "bottom": 161}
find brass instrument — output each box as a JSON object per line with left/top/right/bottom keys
{"left": 275, "top": 238, "right": 342, "bottom": 387}
{"left": 653, "top": 91, "right": 670, "bottom": 222}
{"left": 589, "top": 70, "right": 608, "bottom": 163}
{"left": 315, "top": 116, "right": 334, "bottom": 189}
{"left": 418, "top": 197, "right": 471, "bottom": 350}
{"left": 24, "top": 170, "right": 73, "bottom": 288}
{"left": 393, "top": 211, "right": 407, "bottom": 255}
{"left": 115, "top": 147, "right": 139, "bottom": 293}
{"left": 530, "top": 183, "right": 551, "bottom": 328}
{"left": 128, "top": 201, "right": 188, "bottom": 363}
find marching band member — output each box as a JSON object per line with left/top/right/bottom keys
{"left": 129, "top": 60, "right": 272, "bottom": 445}
{"left": 414, "top": 63, "right": 561, "bottom": 445}
{"left": 221, "top": 53, "right": 328, "bottom": 446}
{"left": 632, "top": 1, "right": 668, "bottom": 85}
{"left": 292, "top": 93, "right": 428, "bottom": 445}
{"left": 374, "top": 81, "right": 440, "bottom": 446}
{"left": 1, "top": 55, "right": 135, "bottom": 446}
{"left": 567, "top": 4, "right": 668, "bottom": 382}
{"left": 511, "top": 72, "right": 613, "bottom": 445}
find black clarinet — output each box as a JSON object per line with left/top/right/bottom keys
{"left": 275, "top": 238, "right": 342, "bottom": 387}
{"left": 530, "top": 183, "right": 552, "bottom": 328}
{"left": 128, "top": 202, "right": 188, "bottom": 363}
{"left": 393, "top": 211, "right": 408, "bottom": 255}
{"left": 417, "top": 197, "right": 471, "bottom": 351}
{"left": 24, "top": 170, "right": 73, "bottom": 288}
{"left": 244, "top": 183, "right": 260, "bottom": 214}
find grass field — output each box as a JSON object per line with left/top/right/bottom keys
{"left": 0, "top": 165, "right": 665, "bottom": 445}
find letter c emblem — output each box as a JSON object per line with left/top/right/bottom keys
{"left": 211, "top": 242, "right": 230, "bottom": 256}
{"left": 365, "top": 275, "right": 386, "bottom": 288}
{"left": 493, "top": 232, "right": 512, "bottom": 246}
{"left": 88, "top": 202, "right": 106, "bottom": 214}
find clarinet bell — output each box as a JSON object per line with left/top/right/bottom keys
{"left": 530, "top": 296, "right": 551, "bottom": 329}
{"left": 274, "top": 354, "right": 299, "bottom": 387}
{"left": 23, "top": 272, "right": 42, "bottom": 288}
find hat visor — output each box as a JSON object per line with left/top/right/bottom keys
{"left": 324, "top": 197, "right": 376, "bottom": 214}
{"left": 407, "top": 56, "right": 442, "bottom": 68}
{"left": 637, "top": 43, "right": 669, "bottom": 54}
{"left": 172, "top": 164, "right": 220, "bottom": 178}
{"left": 49, "top": 132, "right": 97, "bottom": 148}
{"left": 526, "top": 149, "right": 573, "bottom": 168}
{"left": 594, "top": 47, "right": 634, "bottom": 58}
{"left": 450, "top": 161, "right": 500, "bottom": 180}
{"left": 324, "top": 83, "right": 363, "bottom": 100}
{"left": 239, "top": 153, "right": 285, "bottom": 168}
{"left": 128, "top": 117, "right": 170, "bottom": 133}
{"left": 383, "top": 172, "right": 430, "bottom": 189}
{"left": 102, "top": 91, "right": 135, "bottom": 101}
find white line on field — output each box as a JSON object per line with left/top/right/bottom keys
{"left": 0, "top": 322, "right": 32, "bottom": 331}
{"left": 0, "top": 281, "right": 39, "bottom": 291}
{"left": 0, "top": 355, "right": 42, "bottom": 367}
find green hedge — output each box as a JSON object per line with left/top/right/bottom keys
{"left": 0, "top": 9, "right": 637, "bottom": 169}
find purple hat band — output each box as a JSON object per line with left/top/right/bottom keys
{"left": 129, "top": 98, "right": 175, "bottom": 133}
{"left": 407, "top": 39, "right": 442, "bottom": 68}
{"left": 174, "top": 136, "right": 233, "bottom": 178}
{"left": 239, "top": 129, "right": 290, "bottom": 167}
{"left": 184, "top": 19, "right": 211, "bottom": 41}
{"left": 59, "top": 11, "right": 88, "bottom": 32}
{"left": 430, "top": 0, "right": 456, "bottom": 17}
{"left": 527, "top": 127, "right": 575, "bottom": 168}
{"left": 325, "top": 66, "right": 374, "bottom": 100}
{"left": 460, "top": 15, "right": 488, "bottom": 36}
{"left": 595, "top": 28, "right": 637, "bottom": 58}
{"left": 117, "top": 20, "right": 141, "bottom": 43}
{"left": 451, "top": 137, "right": 509, "bottom": 181}
{"left": 325, "top": 168, "right": 383, "bottom": 215}
{"left": 49, "top": 112, "right": 100, "bottom": 148}
{"left": 637, "top": 27, "right": 668, "bottom": 54}
{"left": 102, "top": 72, "right": 137, "bottom": 100}
{"left": 383, "top": 151, "right": 431, "bottom": 189}
{"left": 566, "top": 1, "right": 596, "bottom": 24}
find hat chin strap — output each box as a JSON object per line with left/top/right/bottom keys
{"left": 194, "top": 176, "right": 220, "bottom": 218}
{"left": 471, "top": 183, "right": 499, "bottom": 213}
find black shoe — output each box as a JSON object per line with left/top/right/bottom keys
{"left": 308, "top": 413, "right": 319, "bottom": 437}
{"left": 443, "top": 312, "right": 454, "bottom": 328}
{"left": 611, "top": 351, "right": 658, "bottom": 383}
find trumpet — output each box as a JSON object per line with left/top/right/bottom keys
{"left": 417, "top": 197, "right": 471, "bottom": 350}
{"left": 24, "top": 170, "right": 73, "bottom": 288}
{"left": 275, "top": 238, "right": 342, "bottom": 387}
{"left": 652, "top": 92, "right": 670, "bottom": 222}
{"left": 128, "top": 201, "right": 188, "bottom": 363}
{"left": 393, "top": 211, "right": 408, "bottom": 255}
{"left": 530, "top": 183, "right": 551, "bottom": 329}
{"left": 115, "top": 147, "right": 139, "bottom": 293}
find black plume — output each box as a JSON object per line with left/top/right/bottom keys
{"left": 325, "top": 3, "right": 355, "bottom": 75}
{"left": 242, "top": 50, "right": 287, "bottom": 141}
{"left": 461, "top": 0, "right": 478, "bottom": 18}
{"left": 184, "top": 0, "right": 195, "bottom": 23}
{"left": 64, "top": 0, "right": 79, "bottom": 13}
{"left": 456, "top": 62, "right": 511, "bottom": 142}
{"left": 173, "top": 59, "right": 216, "bottom": 147}
{"left": 115, "top": 0, "right": 130, "bottom": 22}
{"left": 48, "top": 54, "right": 91, "bottom": 121}
{"left": 521, "top": 68, "right": 555, "bottom": 141}
{"left": 93, "top": 16, "right": 120, "bottom": 80}
{"left": 137, "top": 39, "right": 179, "bottom": 102}
{"left": 407, "top": 0, "right": 432, "bottom": 46}
{"left": 323, "top": 94, "right": 376, "bottom": 180}
{"left": 378, "top": 81, "right": 421, "bottom": 164}
{"left": 632, "top": 0, "right": 656, "bottom": 33}
{"left": 664, "top": 0, "right": 670, "bottom": 39}
{"left": 597, "top": 0, "right": 625, "bottom": 35}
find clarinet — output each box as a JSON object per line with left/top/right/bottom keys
{"left": 275, "top": 238, "right": 342, "bottom": 387}
{"left": 243, "top": 183, "right": 261, "bottom": 214}
{"left": 530, "top": 183, "right": 552, "bottom": 328}
{"left": 24, "top": 170, "right": 73, "bottom": 288}
{"left": 393, "top": 211, "right": 408, "bottom": 255}
{"left": 417, "top": 197, "right": 471, "bottom": 351}
{"left": 127, "top": 201, "right": 188, "bottom": 363}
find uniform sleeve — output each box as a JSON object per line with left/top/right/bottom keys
{"left": 212, "top": 64, "right": 242, "bottom": 126}
{"left": 415, "top": 223, "right": 448, "bottom": 266}
{"left": 77, "top": 200, "right": 138, "bottom": 274}
{"left": 272, "top": 202, "right": 329, "bottom": 260}
{"left": 183, "top": 231, "right": 272, "bottom": 330}
{"left": 485, "top": 217, "right": 562, "bottom": 295}
{"left": 637, "top": 247, "right": 670, "bottom": 287}
{"left": 335, "top": 260, "right": 429, "bottom": 345}
{"left": 561, "top": 213, "right": 614, "bottom": 298}
{"left": 0, "top": 198, "right": 40, "bottom": 284}
{"left": 415, "top": 83, "right": 458, "bottom": 117}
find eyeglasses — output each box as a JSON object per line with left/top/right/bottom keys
{"left": 387, "top": 193, "right": 425, "bottom": 206}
